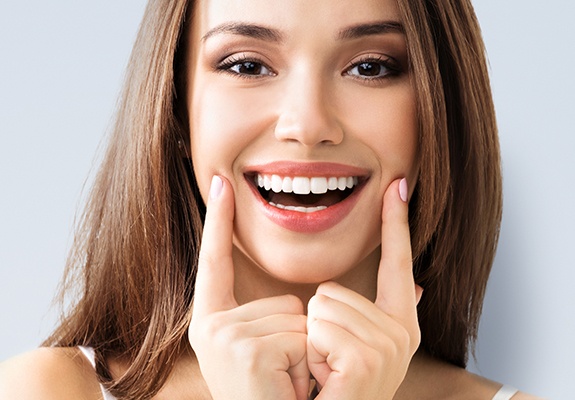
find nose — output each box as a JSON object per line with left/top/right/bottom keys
{"left": 274, "top": 75, "right": 344, "bottom": 147}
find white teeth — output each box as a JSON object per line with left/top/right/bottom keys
{"left": 346, "top": 177, "right": 354, "bottom": 189}
{"left": 269, "top": 202, "right": 328, "bottom": 213}
{"left": 310, "top": 177, "right": 328, "bottom": 194}
{"left": 263, "top": 175, "right": 272, "bottom": 191}
{"left": 256, "top": 173, "right": 360, "bottom": 195}
{"left": 271, "top": 174, "right": 283, "bottom": 193}
{"left": 292, "top": 177, "right": 311, "bottom": 195}
{"left": 327, "top": 177, "right": 338, "bottom": 190}
{"left": 281, "top": 176, "right": 293, "bottom": 193}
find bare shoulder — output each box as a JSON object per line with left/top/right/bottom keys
{"left": 449, "top": 368, "right": 544, "bottom": 400}
{"left": 448, "top": 368, "right": 544, "bottom": 400}
{"left": 511, "top": 392, "right": 545, "bottom": 400}
{"left": 398, "top": 352, "right": 543, "bottom": 400}
{"left": 0, "top": 347, "right": 102, "bottom": 400}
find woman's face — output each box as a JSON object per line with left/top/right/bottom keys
{"left": 188, "top": 0, "right": 418, "bottom": 284}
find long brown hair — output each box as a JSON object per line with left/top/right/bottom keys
{"left": 44, "top": 0, "right": 501, "bottom": 398}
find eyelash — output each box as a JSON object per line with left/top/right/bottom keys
{"left": 215, "top": 53, "right": 402, "bottom": 82}
{"left": 216, "top": 54, "right": 276, "bottom": 80}
{"left": 343, "top": 55, "right": 402, "bottom": 82}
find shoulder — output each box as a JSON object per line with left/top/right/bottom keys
{"left": 0, "top": 347, "right": 102, "bottom": 400}
{"left": 446, "top": 369, "right": 544, "bottom": 400}
{"left": 510, "top": 392, "right": 545, "bottom": 400}
{"left": 399, "top": 352, "right": 544, "bottom": 400}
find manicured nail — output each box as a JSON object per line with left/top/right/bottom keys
{"left": 399, "top": 178, "right": 408, "bottom": 202}
{"left": 209, "top": 175, "right": 223, "bottom": 200}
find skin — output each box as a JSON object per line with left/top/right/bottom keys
{"left": 0, "top": 0, "right": 541, "bottom": 399}
{"left": 188, "top": 0, "right": 420, "bottom": 398}
{"left": 188, "top": 0, "right": 419, "bottom": 302}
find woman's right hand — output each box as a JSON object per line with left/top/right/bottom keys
{"left": 188, "top": 176, "right": 310, "bottom": 400}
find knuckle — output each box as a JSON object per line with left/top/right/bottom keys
{"left": 341, "top": 347, "right": 382, "bottom": 383}
{"left": 379, "top": 334, "right": 401, "bottom": 362}
{"left": 192, "top": 313, "right": 235, "bottom": 344}
{"left": 307, "top": 317, "right": 327, "bottom": 337}
{"left": 237, "top": 337, "right": 267, "bottom": 369}
{"left": 379, "top": 323, "right": 421, "bottom": 361}
{"left": 410, "top": 324, "right": 422, "bottom": 353}
{"left": 317, "top": 281, "right": 339, "bottom": 293}
{"left": 361, "top": 347, "right": 384, "bottom": 373}
{"left": 281, "top": 294, "right": 305, "bottom": 314}
{"left": 308, "top": 294, "right": 327, "bottom": 312}
{"left": 219, "top": 322, "right": 245, "bottom": 343}
{"left": 293, "top": 314, "right": 308, "bottom": 332}
{"left": 397, "top": 326, "right": 412, "bottom": 351}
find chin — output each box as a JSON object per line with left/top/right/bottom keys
{"left": 236, "top": 237, "right": 379, "bottom": 286}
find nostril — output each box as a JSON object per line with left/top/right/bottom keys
{"left": 273, "top": 108, "right": 344, "bottom": 147}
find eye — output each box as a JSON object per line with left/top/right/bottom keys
{"left": 344, "top": 56, "right": 401, "bottom": 80}
{"left": 217, "top": 55, "right": 276, "bottom": 78}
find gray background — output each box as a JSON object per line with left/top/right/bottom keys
{"left": 1, "top": 1, "right": 573, "bottom": 398}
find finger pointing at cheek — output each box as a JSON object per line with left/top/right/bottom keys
{"left": 376, "top": 178, "right": 420, "bottom": 349}
{"left": 189, "top": 176, "right": 310, "bottom": 400}
{"left": 192, "top": 175, "right": 238, "bottom": 318}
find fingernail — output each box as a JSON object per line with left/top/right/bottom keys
{"left": 209, "top": 175, "right": 223, "bottom": 200}
{"left": 399, "top": 178, "right": 408, "bottom": 202}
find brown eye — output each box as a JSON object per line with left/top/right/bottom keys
{"left": 355, "top": 62, "right": 382, "bottom": 77}
{"left": 222, "top": 59, "right": 275, "bottom": 77}
{"left": 232, "top": 61, "right": 265, "bottom": 75}
{"left": 345, "top": 57, "right": 400, "bottom": 80}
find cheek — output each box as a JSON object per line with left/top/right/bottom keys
{"left": 189, "top": 83, "right": 274, "bottom": 195}
{"left": 341, "top": 84, "right": 418, "bottom": 178}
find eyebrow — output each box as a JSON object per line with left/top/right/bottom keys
{"left": 337, "top": 21, "right": 405, "bottom": 40}
{"left": 201, "top": 20, "right": 404, "bottom": 43}
{"left": 201, "top": 22, "right": 283, "bottom": 43}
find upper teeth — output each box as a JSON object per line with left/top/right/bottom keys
{"left": 256, "top": 174, "right": 359, "bottom": 195}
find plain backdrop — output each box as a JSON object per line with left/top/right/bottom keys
{"left": 1, "top": 1, "right": 573, "bottom": 398}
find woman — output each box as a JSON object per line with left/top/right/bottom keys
{"left": 0, "top": 0, "right": 539, "bottom": 399}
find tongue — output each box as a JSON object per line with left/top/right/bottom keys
{"left": 268, "top": 191, "right": 344, "bottom": 207}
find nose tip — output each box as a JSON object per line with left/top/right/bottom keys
{"left": 273, "top": 86, "right": 344, "bottom": 147}
{"left": 274, "top": 114, "right": 344, "bottom": 147}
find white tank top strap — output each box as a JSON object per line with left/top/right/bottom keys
{"left": 77, "top": 346, "right": 118, "bottom": 400}
{"left": 492, "top": 384, "right": 519, "bottom": 400}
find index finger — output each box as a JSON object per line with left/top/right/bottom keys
{"left": 375, "top": 178, "right": 417, "bottom": 320}
{"left": 193, "top": 175, "right": 237, "bottom": 316}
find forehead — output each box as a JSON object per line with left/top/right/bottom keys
{"left": 193, "top": 0, "right": 402, "bottom": 37}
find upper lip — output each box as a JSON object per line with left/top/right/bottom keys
{"left": 243, "top": 161, "right": 370, "bottom": 178}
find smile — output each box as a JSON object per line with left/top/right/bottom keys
{"left": 255, "top": 174, "right": 360, "bottom": 213}
{"left": 244, "top": 162, "right": 369, "bottom": 233}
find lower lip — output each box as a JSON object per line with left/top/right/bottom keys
{"left": 247, "top": 180, "right": 365, "bottom": 233}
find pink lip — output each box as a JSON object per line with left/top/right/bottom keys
{"left": 244, "top": 161, "right": 369, "bottom": 233}
{"left": 245, "top": 161, "right": 369, "bottom": 177}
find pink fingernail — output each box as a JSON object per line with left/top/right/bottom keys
{"left": 399, "top": 178, "right": 408, "bottom": 202}
{"left": 209, "top": 175, "right": 223, "bottom": 200}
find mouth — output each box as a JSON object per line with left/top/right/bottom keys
{"left": 243, "top": 162, "right": 369, "bottom": 233}
{"left": 249, "top": 173, "right": 363, "bottom": 213}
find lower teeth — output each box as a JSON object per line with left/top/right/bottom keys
{"left": 269, "top": 202, "right": 328, "bottom": 213}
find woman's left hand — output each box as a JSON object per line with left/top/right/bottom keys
{"left": 306, "top": 179, "right": 422, "bottom": 400}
